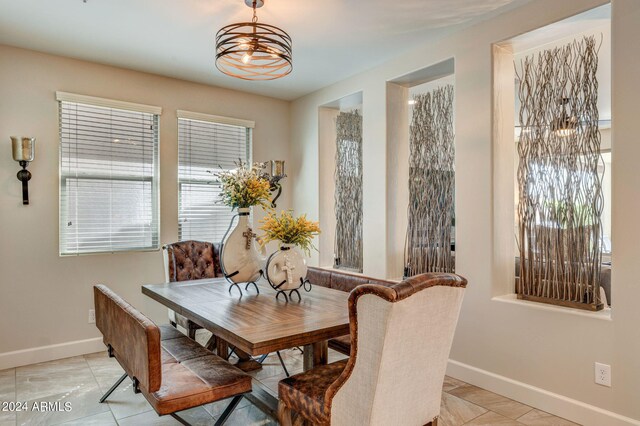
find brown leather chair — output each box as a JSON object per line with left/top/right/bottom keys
{"left": 306, "top": 266, "right": 396, "bottom": 355}
{"left": 94, "top": 285, "right": 251, "bottom": 425}
{"left": 163, "top": 241, "right": 223, "bottom": 339}
{"left": 277, "top": 273, "right": 467, "bottom": 426}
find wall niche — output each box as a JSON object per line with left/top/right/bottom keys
{"left": 387, "top": 58, "right": 456, "bottom": 279}
{"left": 318, "top": 92, "right": 364, "bottom": 272}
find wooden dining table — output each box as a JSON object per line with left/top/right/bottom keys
{"left": 142, "top": 278, "right": 350, "bottom": 415}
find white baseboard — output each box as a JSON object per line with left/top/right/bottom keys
{"left": 447, "top": 359, "right": 640, "bottom": 426}
{"left": 0, "top": 338, "right": 105, "bottom": 370}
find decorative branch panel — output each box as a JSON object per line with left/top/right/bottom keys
{"left": 405, "top": 85, "right": 455, "bottom": 277}
{"left": 515, "top": 36, "right": 604, "bottom": 310}
{"left": 334, "top": 110, "right": 363, "bottom": 272}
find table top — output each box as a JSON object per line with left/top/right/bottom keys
{"left": 142, "top": 278, "right": 350, "bottom": 356}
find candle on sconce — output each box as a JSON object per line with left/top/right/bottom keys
{"left": 271, "top": 160, "right": 285, "bottom": 178}
{"left": 11, "top": 137, "right": 35, "bottom": 162}
{"left": 10, "top": 136, "right": 35, "bottom": 205}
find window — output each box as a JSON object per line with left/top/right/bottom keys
{"left": 177, "top": 111, "right": 253, "bottom": 243}
{"left": 58, "top": 92, "right": 161, "bottom": 255}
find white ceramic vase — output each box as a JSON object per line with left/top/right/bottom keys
{"left": 265, "top": 244, "right": 308, "bottom": 291}
{"left": 221, "top": 207, "right": 266, "bottom": 283}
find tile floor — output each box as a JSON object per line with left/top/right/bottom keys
{"left": 0, "top": 331, "right": 579, "bottom": 426}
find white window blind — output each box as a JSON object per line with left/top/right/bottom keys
{"left": 178, "top": 115, "right": 252, "bottom": 243}
{"left": 58, "top": 95, "right": 160, "bottom": 255}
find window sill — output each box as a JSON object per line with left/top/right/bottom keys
{"left": 492, "top": 294, "right": 612, "bottom": 321}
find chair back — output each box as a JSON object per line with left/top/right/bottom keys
{"left": 328, "top": 273, "right": 467, "bottom": 425}
{"left": 163, "top": 240, "right": 222, "bottom": 282}
{"left": 94, "top": 285, "right": 162, "bottom": 393}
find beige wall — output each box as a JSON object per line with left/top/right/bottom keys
{"left": 0, "top": 45, "right": 291, "bottom": 361}
{"left": 291, "top": 0, "right": 640, "bottom": 424}
{"left": 318, "top": 107, "right": 339, "bottom": 268}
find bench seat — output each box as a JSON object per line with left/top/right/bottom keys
{"left": 306, "top": 267, "right": 396, "bottom": 356}
{"left": 94, "top": 285, "right": 251, "bottom": 424}
{"left": 143, "top": 325, "right": 252, "bottom": 415}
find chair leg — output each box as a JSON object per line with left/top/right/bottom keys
{"left": 99, "top": 373, "right": 127, "bottom": 403}
{"left": 278, "top": 400, "right": 294, "bottom": 426}
{"left": 214, "top": 395, "right": 244, "bottom": 426}
{"left": 276, "top": 351, "right": 290, "bottom": 377}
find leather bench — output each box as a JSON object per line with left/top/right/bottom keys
{"left": 306, "top": 267, "right": 395, "bottom": 355}
{"left": 94, "top": 285, "right": 252, "bottom": 425}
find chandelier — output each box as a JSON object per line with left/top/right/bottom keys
{"left": 215, "top": 0, "right": 292, "bottom": 81}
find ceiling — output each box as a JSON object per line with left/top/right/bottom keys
{"left": 0, "top": 0, "right": 523, "bottom": 100}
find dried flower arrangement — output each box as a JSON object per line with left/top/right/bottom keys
{"left": 259, "top": 210, "right": 321, "bottom": 255}
{"left": 216, "top": 161, "right": 272, "bottom": 209}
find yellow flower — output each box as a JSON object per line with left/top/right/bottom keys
{"left": 216, "top": 161, "right": 272, "bottom": 209}
{"left": 259, "top": 210, "right": 321, "bottom": 256}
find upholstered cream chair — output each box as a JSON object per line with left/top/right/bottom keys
{"left": 277, "top": 272, "right": 467, "bottom": 426}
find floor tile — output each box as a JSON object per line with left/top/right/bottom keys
{"left": 117, "top": 406, "right": 213, "bottom": 426}
{"left": 174, "top": 406, "right": 216, "bottom": 426}
{"left": 0, "top": 417, "right": 16, "bottom": 426}
{"left": 439, "top": 392, "right": 487, "bottom": 426}
{"left": 15, "top": 383, "right": 110, "bottom": 426}
{"left": 194, "top": 330, "right": 210, "bottom": 347}
{"left": 4, "top": 342, "right": 584, "bottom": 426}
{"left": 220, "top": 403, "right": 276, "bottom": 426}
{"left": 16, "top": 356, "right": 97, "bottom": 402}
{"left": 84, "top": 352, "right": 125, "bottom": 393}
{"left": 255, "top": 374, "right": 284, "bottom": 397}
{"left": 247, "top": 353, "right": 302, "bottom": 381}
{"left": 448, "top": 384, "right": 532, "bottom": 419}
{"left": 84, "top": 352, "right": 154, "bottom": 420}
{"left": 203, "top": 396, "right": 251, "bottom": 418}
{"left": 116, "top": 410, "right": 182, "bottom": 426}
{"left": 103, "top": 382, "right": 153, "bottom": 420}
{"left": 463, "top": 411, "right": 522, "bottom": 425}
{"left": 0, "top": 370, "right": 15, "bottom": 399}
{"left": 0, "top": 369, "right": 16, "bottom": 425}
{"left": 58, "top": 411, "right": 117, "bottom": 425}
{"left": 328, "top": 348, "right": 349, "bottom": 363}
{"left": 443, "top": 376, "right": 467, "bottom": 392}
{"left": 517, "top": 409, "right": 579, "bottom": 426}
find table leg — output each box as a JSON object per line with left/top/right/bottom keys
{"left": 216, "top": 338, "right": 229, "bottom": 360}
{"left": 204, "top": 334, "right": 217, "bottom": 352}
{"left": 234, "top": 347, "right": 263, "bottom": 372}
{"left": 303, "top": 340, "right": 328, "bottom": 371}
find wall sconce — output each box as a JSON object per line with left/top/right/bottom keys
{"left": 11, "top": 137, "right": 35, "bottom": 205}
{"left": 261, "top": 160, "right": 286, "bottom": 208}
